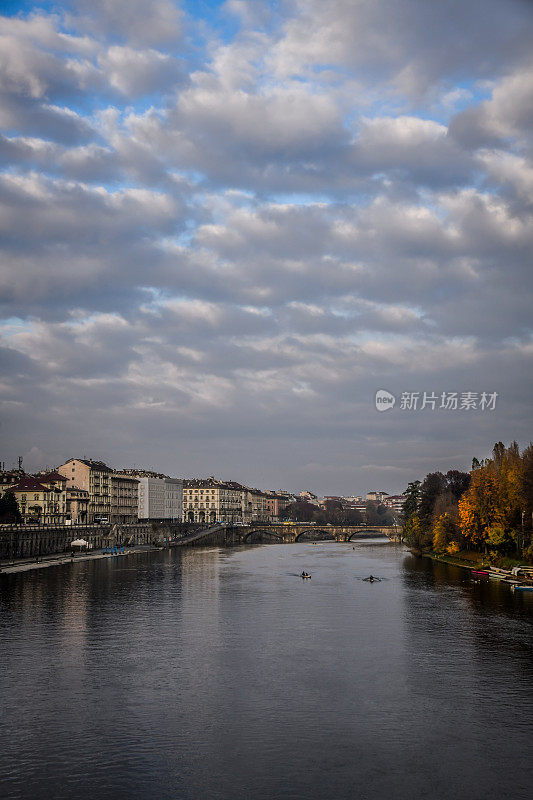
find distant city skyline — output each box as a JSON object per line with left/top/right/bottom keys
{"left": 0, "top": 1, "right": 531, "bottom": 495}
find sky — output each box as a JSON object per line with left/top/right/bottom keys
{"left": 0, "top": 0, "right": 532, "bottom": 495}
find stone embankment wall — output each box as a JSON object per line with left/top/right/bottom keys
{"left": 0, "top": 521, "right": 195, "bottom": 561}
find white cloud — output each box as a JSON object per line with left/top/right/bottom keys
{"left": 0, "top": 0, "right": 531, "bottom": 492}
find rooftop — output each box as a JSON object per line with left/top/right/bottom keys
{"left": 7, "top": 476, "right": 49, "bottom": 492}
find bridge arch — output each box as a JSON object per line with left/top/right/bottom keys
{"left": 295, "top": 528, "right": 336, "bottom": 542}
{"left": 243, "top": 528, "right": 284, "bottom": 543}
{"left": 346, "top": 529, "right": 391, "bottom": 542}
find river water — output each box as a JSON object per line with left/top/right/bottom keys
{"left": 1, "top": 539, "right": 532, "bottom": 800}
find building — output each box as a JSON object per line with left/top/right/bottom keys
{"left": 137, "top": 475, "right": 165, "bottom": 519}
{"left": 183, "top": 478, "right": 243, "bottom": 524}
{"left": 66, "top": 486, "right": 89, "bottom": 523}
{"left": 242, "top": 488, "right": 273, "bottom": 523}
{"left": 270, "top": 490, "right": 297, "bottom": 516}
{"left": 366, "top": 491, "right": 389, "bottom": 503}
{"left": 58, "top": 459, "right": 112, "bottom": 522}
{"left": 0, "top": 468, "right": 25, "bottom": 491}
{"left": 35, "top": 471, "right": 68, "bottom": 524}
{"left": 382, "top": 494, "right": 405, "bottom": 517}
{"left": 182, "top": 479, "right": 280, "bottom": 525}
{"left": 299, "top": 490, "right": 319, "bottom": 505}
{"left": 4, "top": 475, "right": 55, "bottom": 524}
{"left": 110, "top": 473, "right": 139, "bottom": 524}
{"left": 58, "top": 458, "right": 139, "bottom": 523}
{"left": 120, "top": 470, "right": 183, "bottom": 520}
{"left": 264, "top": 494, "right": 279, "bottom": 520}
{"left": 0, "top": 471, "right": 68, "bottom": 524}
{"left": 163, "top": 477, "right": 183, "bottom": 520}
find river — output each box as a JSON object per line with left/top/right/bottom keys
{"left": 1, "top": 539, "right": 532, "bottom": 800}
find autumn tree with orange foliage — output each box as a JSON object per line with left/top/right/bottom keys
{"left": 404, "top": 440, "right": 533, "bottom": 558}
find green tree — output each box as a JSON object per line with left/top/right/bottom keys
{"left": 418, "top": 472, "right": 446, "bottom": 538}
{"left": 445, "top": 470, "right": 471, "bottom": 502}
{"left": 0, "top": 491, "right": 22, "bottom": 524}
{"left": 521, "top": 444, "right": 533, "bottom": 550}
{"left": 402, "top": 481, "right": 420, "bottom": 522}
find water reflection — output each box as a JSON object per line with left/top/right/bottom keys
{"left": 0, "top": 542, "right": 531, "bottom": 800}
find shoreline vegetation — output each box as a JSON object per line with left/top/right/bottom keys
{"left": 401, "top": 439, "right": 533, "bottom": 567}
{"left": 411, "top": 548, "right": 529, "bottom": 571}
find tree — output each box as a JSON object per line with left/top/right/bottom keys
{"left": 0, "top": 491, "right": 22, "bottom": 524}
{"left": 521, "top": 444, "right": 533, "bottom": 550}
{"left": 365, "top": 500, "right": 380, "bottom": 525}
{"left": 404, "top": 440, "right": 533, "bottom": 557}
{"left": 432, "top": 514, "right": 449, "bottom": 552}
{"left": 402, "top": 481, "right": 421, "bottom": 523}
{"left": 343, "top": 508, "right": 363, "bottom": 525}
{"left": 485, "top": 525, "right": 507, "bottom": 553}
{"left": 432, "top": 511, "right": 459, "bottom": 553}
{"left": 401, "top": 481, "right": 421, "bottom": 542}
{"left": 403, "top": 514, "right": 423, "bottom": 549}
{"left": 458, "top": 463, "right": 504, "bottom": 550}
{"left": 283, "top": 501, "right": 318, "bottom": 522}
{"left": 419, "top": 473, "right": 446, "bottom": 526}
{"left": 445, "top": 470, "right": 471, "bottom": 502}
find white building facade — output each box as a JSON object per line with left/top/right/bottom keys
{"left": 164, "top": 477, "right": 183, "bottom": 520}
{"left": 137, "top": 475, "right": 183, "bottom": 520}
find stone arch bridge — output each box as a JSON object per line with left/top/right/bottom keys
{"left": 226, "top": 523, "right": 401, "bottom": 545}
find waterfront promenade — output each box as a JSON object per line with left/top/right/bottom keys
{"left": 0, "top": 544, "right": 157, "bottom": 574}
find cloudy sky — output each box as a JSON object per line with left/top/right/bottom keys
{"left": 0, "top": 0, "right": 532, "bottom": 494}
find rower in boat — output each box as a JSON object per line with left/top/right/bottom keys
{"left": 363, "top": 575, "right": 381, "bottom": 583}
{"left": 300, "top": 571, "right": 311, "bottom": 579}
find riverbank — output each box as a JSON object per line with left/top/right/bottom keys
{"left": 415, "top": 549, "right": 532, "bottom": 571}
{"left": 0, "top": 545, "right": 158, "bottom": 575}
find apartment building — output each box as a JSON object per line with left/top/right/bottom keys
{"left": 183, "top": 478, "right": 243, "bottom": 524}
{"left": 183, "top": 479, "right": 279, "bottom": 524}
{"left": 264, "top": 494, "right": 279, "bottom": 520}
{"left": 36, "top": 471, "right": 68, "bottom": 523}
{"left": 270, "top": 490, "right": 297, "bottom": 516}
{"left": 242, "top": 488, "right": 273, "bottom": 523}
{"left": 299, "top": 489, "right": 319, "bottom": 505}
{"left": 2, "top": 475, "right": 56, "bottom": 524}
{"left": 382, "top": 494, "right": 405, "bottom": 516}
{"left": 58, "top": 458, "right": 139, "bottom": 523}
{"left": 111, "top": 473, "right": 139, "bottom": 524}
{"left": 0, "top": 468, "right": 25, "bottom": 491}
{"left": 58, "top": 459, "right": 113, "bottom": 522}
{"left": 366, "top": 491, "right": 389, "bottom": 502}
{"left": 163, "top": 477, "right": 183, "bottom": 520}
{"left": 120, "top": 470, "right": 183, "bottom": 520}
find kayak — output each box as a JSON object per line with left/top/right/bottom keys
{"left": 512, "top": 585, "right": 533, "bottom": 592}
{"left": 472, "top": 570, "right": 489, "bottom": 576}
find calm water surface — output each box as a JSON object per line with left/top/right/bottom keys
{"left": 1, "top": 540, "right": 532, "bottom": 800}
